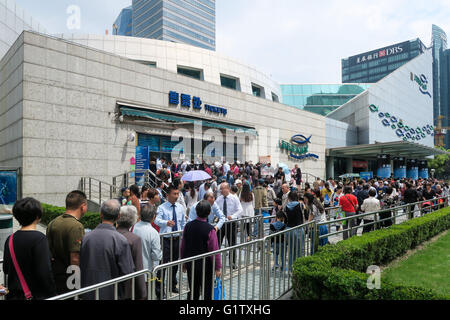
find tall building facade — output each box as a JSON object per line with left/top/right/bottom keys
{"left": 342, "top": 39, "right": 426, "bottom": 83}
{"left": 113, "top": 0, "right": 216, "bottom": 51}
{"left": 113, "top": 6, "right": 133, "bottom": 36}
{"left": 439, "top": 48, "right": 450, "bottom": 149}
{"left": 431, "top": 25, "right": 448, "bottom": 125}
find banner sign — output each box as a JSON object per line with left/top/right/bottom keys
{"left": 135, "top": 147, "right": 149, "bottom": 186}
{"left": 0, "top": 170, "right": 18, "bottom": 206}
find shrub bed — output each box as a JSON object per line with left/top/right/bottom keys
{"left": 41, "top": 203, "right": 101, "bottom": 230}
{"left": 292, "top": 207, "right": 450, "bottom": 300}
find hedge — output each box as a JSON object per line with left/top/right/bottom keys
{"left": 292, "top": 207, "right": 450, "bottom": 300}
{"left": 41, "top": 203, "right": 101, "bottom": 230}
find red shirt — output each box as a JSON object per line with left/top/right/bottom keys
{"left": 339, "top": 194, "right": 358, "bottom": 213}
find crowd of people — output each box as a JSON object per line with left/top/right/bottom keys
{"left": 1, "top": 157, "right": 449, "bottom": 300}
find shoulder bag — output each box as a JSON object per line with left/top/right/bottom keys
{"left": 8, "top": 233, "right": 33, "bottom": 300}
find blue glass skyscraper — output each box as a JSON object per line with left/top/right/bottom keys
{"left": 113, "top": 6, "right": 133, "bottom": 36}
{"left": 113, "top": 0, "right": 216, "bottom": 51}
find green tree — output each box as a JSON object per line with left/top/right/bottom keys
{"left": 428, "top": 147, "right": 450, "bottom": 179}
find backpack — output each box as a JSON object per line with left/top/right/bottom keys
{"left": 324, "top": 193, "right": 330, "bottom": 205}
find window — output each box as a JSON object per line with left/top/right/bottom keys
{"left": 133, "top": 60, "right": 157, "bottom": 67}
{"left": 252, "top": 83, "right": 265, "bottom": 98}
{"left": 220, "top": 74, "right": 240, "bottom": 91}
{"left": 177, "top": 66, "right": 203, "bottom": 80}
{"left": 272, "top": 92, "right": 279, "bottom": 103}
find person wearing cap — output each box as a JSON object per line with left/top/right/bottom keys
{"left": 235, "top": 179, "right": 243, "bottom": 198}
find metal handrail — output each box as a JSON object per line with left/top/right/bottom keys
{"left": 46, "top": 197, "right": 450, "bottom": 301}
{"left": 318, "top": 196, "right": 450, "bottom": 240}
{"left": 46, "top": 269, "right": 152, "bottom": 300}
{"left": 80, "top": 177, "right": 122, "bottom": 205}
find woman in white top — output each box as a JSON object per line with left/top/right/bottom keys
{"left": 184, "top": 183, "right": 198, "bottom": 217}
{"left": 240, "top": 183, "right": 255, "bottom": 241}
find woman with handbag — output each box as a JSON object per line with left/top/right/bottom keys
{"left": 3, "top": 198, "right": 56, "bottom": 300}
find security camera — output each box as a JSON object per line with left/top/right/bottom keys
{"left": 128, "top": 133, "right": 136, "bottom": 142}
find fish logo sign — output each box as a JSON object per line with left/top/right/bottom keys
{"left": 279, "top": 134, "right": 319, "bottom": 160}
{"left": 411, "top": 73, "right": 432, "bottom": 98}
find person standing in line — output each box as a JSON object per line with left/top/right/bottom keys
{"left": 140, "top": 184, "right": 151, "bottom": 207}
{"left": 188, "top": 192, "right": 226, "bottom": 233}
{"left": 280, "top": 184, "right": 291, "bottom": 211}
{"left": 116, "top": 206, "right": 147, "bottom": 300}
{"left": 46, "top": 190, "right": 87, "bottom": 295}
{"left": 339, "top": 186, "right": 359, "bottom": 240}
{"left": 80, "top": 199, "right": 135, "bottom": 300}
{"left": 155, "top": 184, "right": 186, "bottom": 294}
{"left": 305, "top": 193, "right": 329, "bottom": 248}
{"left": 284, "top": 192, "right": 306, "bottom": 270}
{"left": 173, "top": 178, "right": 187, "bottom": 213}
{"left": 119, "top": 187, "right": 131, "bottom": 206}
{"left": 360, "top": 189, "right": 381, "bottom": 234}
{"left": 129, "top": 185, "right": 141, "bottom": 221}
{"left": 3, "top": 198, "right": 56, "bottom": 300}
{"left": 132, "top": 205, "right": 162, "bottom": 298}
{"left": 253, "top": 179, "right": 269, "bottom": 238}
{"left": 215, "top": 182, "right": 243, "bottom": 269}
{"left": 240, "top": 183, "right": 255, "bottom": 241}
{"left": 181, "top": 200, "right": 222, "bottom": 300}
{"left": 184, "top": 183, "right": 198, "bottom": 214}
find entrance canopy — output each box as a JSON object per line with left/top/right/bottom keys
{"left": 119, "top": 104, "right": 258, "bottom": 136}
{"left": 326, "top": 141, "right": 449, "bottom": 160}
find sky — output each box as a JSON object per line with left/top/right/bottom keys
{"left": 14, "top": 0, "right": 450, "bottom": 83}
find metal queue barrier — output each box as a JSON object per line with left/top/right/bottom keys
{"left": 319, "top": 196, "right": 450, "bottom": 243}
{"left": 45, "top": 196, "right": 450, "bottom": 301}
{"left": 0, "top": 259, "right": 3, "bottom": 301}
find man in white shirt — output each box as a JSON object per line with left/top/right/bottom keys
{"left": 360, "top": 189, "right": 381, "bottom": 234}
{"left": 215, "top": 182, "right": 243, "bottom": 269}
{"left": 223, "top": 161, "right": 230, "bottom": 176}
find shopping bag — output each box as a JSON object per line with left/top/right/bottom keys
{"left": 214, "top": 277, "right": 226, "bottom": 300}
{"left": 262, "top": 210, "right": 270, "bottom": 224}
{"left": 337, "top": 209, "right": 346, "bottom": 226}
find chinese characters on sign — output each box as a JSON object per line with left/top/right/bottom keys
{"left": 354, "top": 45, "right": 404, "bottom": 64}
{"left": 169, "top": 91, "right": 227, "bottom": 116}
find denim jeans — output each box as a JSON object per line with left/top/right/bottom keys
{"left": 273, "top": 242, "right": 285, "bottom": 268}
{"left": 287, "top": 227, "right": 305, "bottom": 270}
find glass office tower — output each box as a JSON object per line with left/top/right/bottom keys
{"left": 440, "top": 49, "right": 450, "bottom": 148}
{"left": 432, "top": 25, "right": 448, "bottom": 126}
{"left": 114, "top": 0, "right": 216, "bottom": 51}
{"left": 113, "top": 6, "right": 133, "bottom": 36}
{"left": 281, "top": 84, "right": 371, "bottom": 116}
{"left": 342, "top": 39, "right": 426, "bottom": 83}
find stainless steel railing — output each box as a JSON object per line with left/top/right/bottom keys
{"left": 79, "top": 177, "right": 122, "bottom": 205}
{"left": 318, "top": 196, "right": 450, "bottom": 243}
{"left": 46, "top": 197, "right": 450, "bottom": 301}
